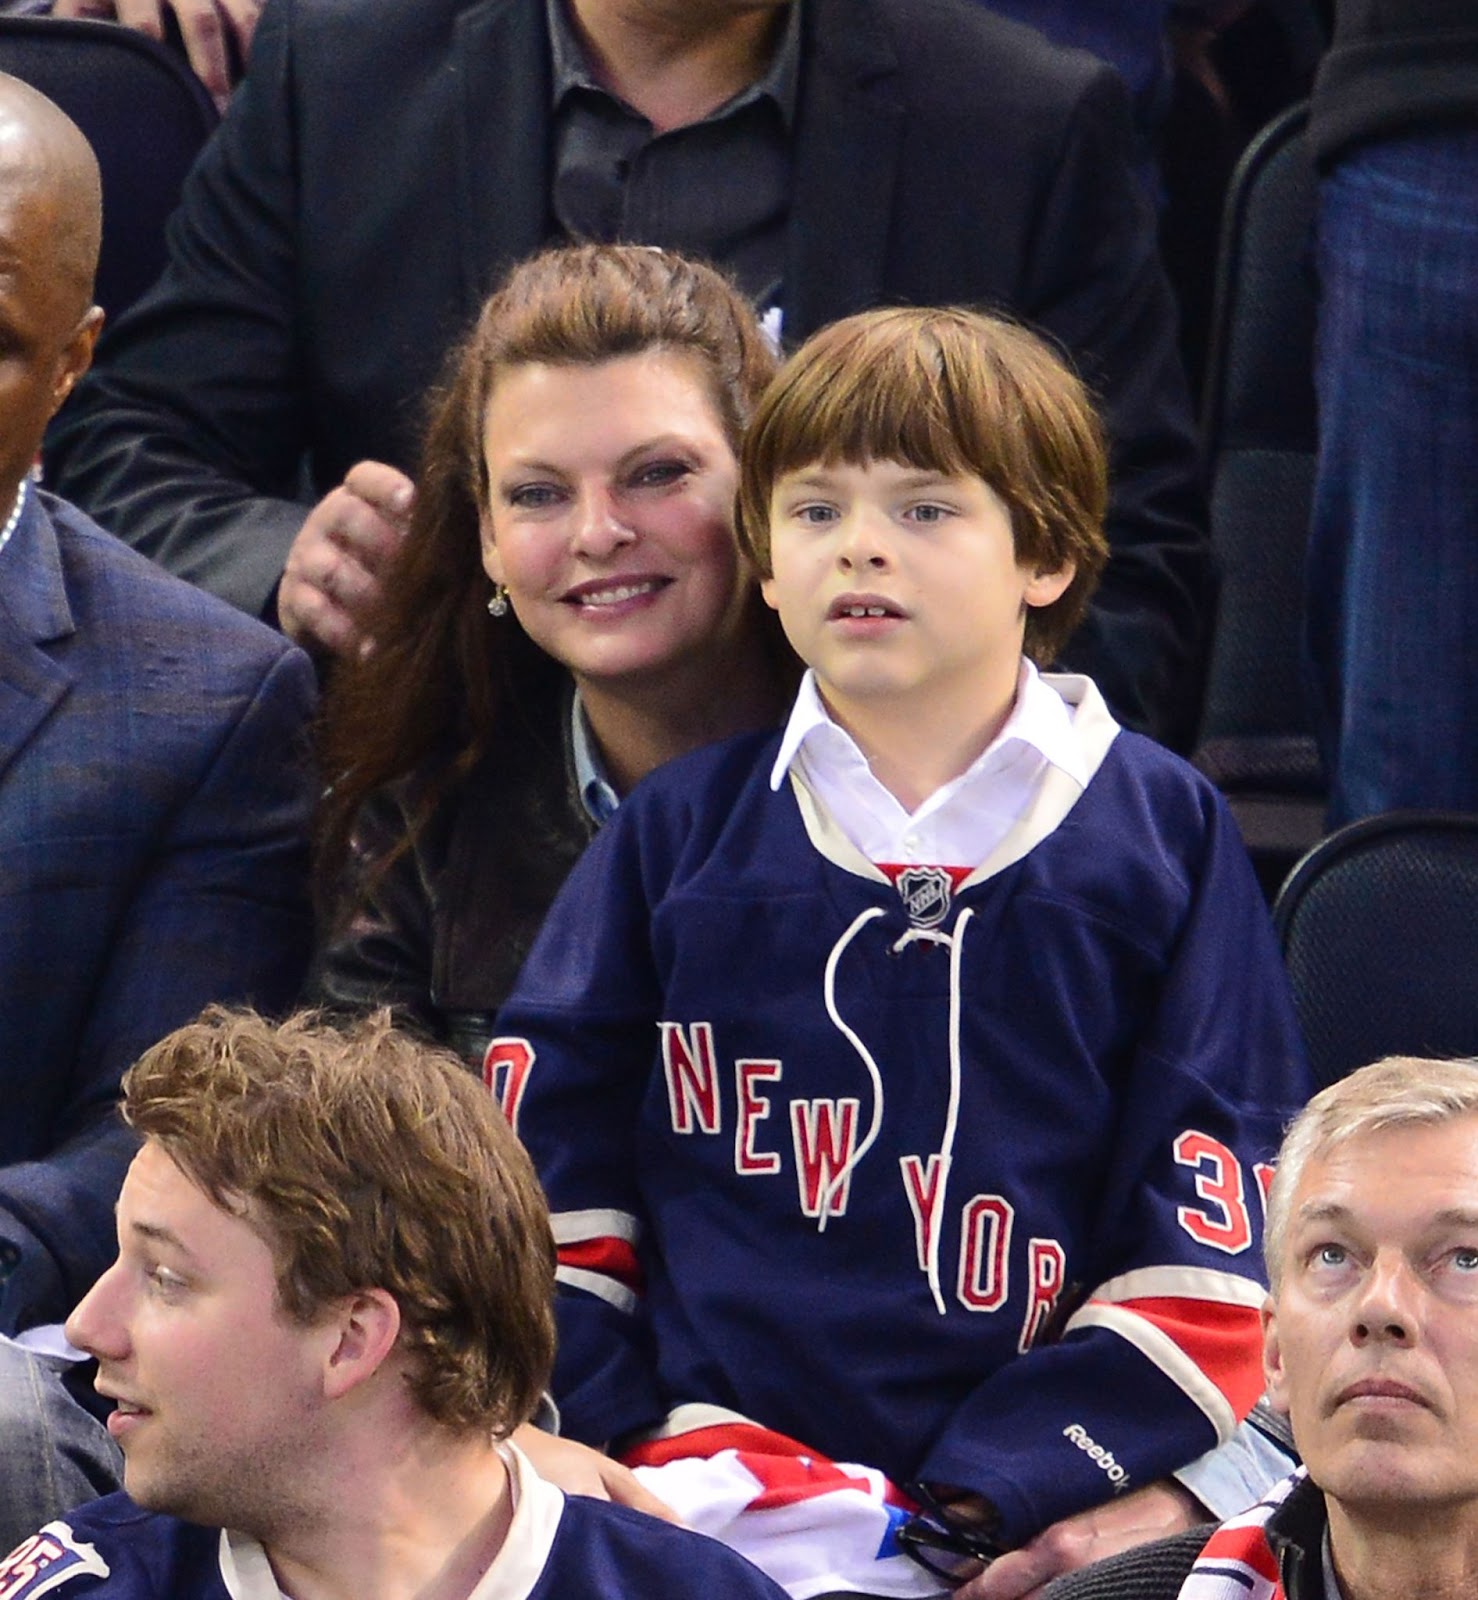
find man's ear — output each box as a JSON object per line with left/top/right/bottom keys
{"left": 321, "top": 1287, "right": 402, "bottom": 1402}
{"left": 1261, "top": 1294, "right": 1290, "bottom": 1416}
{"left": 49, "top": 305, "right": 104, "bottom": 419}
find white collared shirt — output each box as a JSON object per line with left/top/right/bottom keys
{"left": 768, "top": 660, "right": 1088, "bottom": 869}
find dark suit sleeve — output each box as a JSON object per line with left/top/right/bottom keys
{"left": 1020, "top": 68, "right": 1213, "bottom": 750}
{"left": 0, "top": 646, "right": 317, "bottom": 1331}
{"left": 45, "top": 0, "right": 310, "bottom": 620}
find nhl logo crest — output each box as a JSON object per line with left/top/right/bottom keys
{"left": 897, "top": 866, "right": 953, "bottom": 928}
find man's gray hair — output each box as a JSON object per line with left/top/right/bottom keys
{"left": 1265, "top": 1056, "right": 1478, "bottom": 1291}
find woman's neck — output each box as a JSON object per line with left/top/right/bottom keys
{"left": 578, "top": 628, "right": 789, "bottom": 797}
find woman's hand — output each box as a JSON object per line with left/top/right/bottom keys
{"left": 510, "top": 1424, "right": 682, "bottom": 1525}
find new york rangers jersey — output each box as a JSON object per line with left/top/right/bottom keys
{"left": 494, "top": 682, "right": 1312, "bottom": 1549}
{"left": 0, "top": 1446, "right": 790, "bottom": 1600}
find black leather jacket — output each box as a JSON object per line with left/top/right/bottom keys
{"left": 313, "top": 683, "right": 597, "bottom": 1071}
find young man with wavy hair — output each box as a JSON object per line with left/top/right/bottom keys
{"left": 0, "top": 1009, "right": 789, "bottom": 1600}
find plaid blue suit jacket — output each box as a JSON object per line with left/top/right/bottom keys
{"left": 0, "top": 488, "right": 315, "bottom": 1330}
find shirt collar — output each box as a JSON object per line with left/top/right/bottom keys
{"left": 570, "top": 689, "right": 620, "bottom": 824}
{"left": 546, "top": 0, "right": 801, "bottom": 127}
{"left": 769, "top": 660, "right": 1089, "bottom": 796}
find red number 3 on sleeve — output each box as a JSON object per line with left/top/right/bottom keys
{"left": 1173, "top": 1129, "right": 1252, "bottom": 1254}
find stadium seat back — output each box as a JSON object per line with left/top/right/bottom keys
{"left": 1274, "top": 811, "right": 1478, "bottom": 1088}
{"left": 0, "top": 15, "right": 217, "bottom": 319}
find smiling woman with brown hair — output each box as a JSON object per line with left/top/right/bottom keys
{"left": 313, "top": 244, "right": 793, "bottom": 1065}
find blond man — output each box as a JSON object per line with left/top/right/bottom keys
{"left": 1047, "top": 1055, "right": 1478, "bottom": 1600}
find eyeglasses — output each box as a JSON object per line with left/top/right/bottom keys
{"left": 894, "top": 1483, "right": 1006, "bottom": 1587}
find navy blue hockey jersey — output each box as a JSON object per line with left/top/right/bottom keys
{"left": 0, "top": 1448, "right": 790, "bottom": 1599}
{"left": 494, "top": 682, "right": 1312, "bottom": 1548}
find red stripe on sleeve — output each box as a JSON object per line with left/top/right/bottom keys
{"left": 557, "top": 1236, "right": 645, "bottom": 1293}
{"left": 1115, "top": 1295, "right": 1265, "bottom": 1419}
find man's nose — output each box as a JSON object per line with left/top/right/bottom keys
{"left": 1351, "top": 1252, "right": 1420, "bottom": 1346}
{"left": 65, "top": 1261, "right": 130, "bottom": 1362}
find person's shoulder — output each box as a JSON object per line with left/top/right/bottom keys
{"left": 1041, "top": 673, "right": 1227, "bottom": 826}
{"left": 624, "top": 728, "right": 783, "bottom": 819}
{"left": 1016, "top": 683, "right": 1256, "bottom": 922}
{"left": 592, "top": 728, "right": 785, "bottom": 880}
{"left": 546, "top": 1494, "right": 789, "bottom": 1599}
{"left": 1102, "top": 726, "right": 1221, "bottom": 791}
{"left": 1061, "top": 730, "right": 1255, "bottom": 904}
{"left": 277, "top": 0, "right": 489, "bottom": 31}
{"left": 0, "top": 1496, "right": 225, "bottom": 1599}
{"left": 1039, "top": 1523, "right": 1210, "bottom": 1600}
{"left": 819, "top": 0, "right": 1113, "bottom": 106}
{"left": 39, "top": 490, "right": 308, "bottom": 679}
{"left": 281, "top": 0, "right": 537, "bottom": 66}
{"left": 1091, "top": 728, "right": 1241, "bottom": 835}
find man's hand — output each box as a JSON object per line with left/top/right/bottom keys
{"left": 53, "top": 0, "right": 261, "bottom": 110}
{"left": 955, "top": 1480, "right": 1206, "bottom": 1600}
{"left": 510, "top": 1425, "right": 682, "bottom": 1524}
{"left": 278, "top": 461, "right": 413, "bottom": 658}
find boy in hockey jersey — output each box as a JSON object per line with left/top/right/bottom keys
{"left": 0, "top": 1009, "right": 789, "bottom": 1600}
{"left": 493, "top": 308, "right": 1312, "bottom": 1598}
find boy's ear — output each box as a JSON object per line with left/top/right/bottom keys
{"left": 759, "top": 575, "right": 781, "bottom": 614}
{"left": 1023, "top": 559, "right": 1075, "bottom": 610}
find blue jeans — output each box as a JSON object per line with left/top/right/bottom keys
{"left": 0, "top": 1341, "right": 121, "bottom": 1556}
{"left": 1307, "top": 128, "right": 1478, "bottom": 825}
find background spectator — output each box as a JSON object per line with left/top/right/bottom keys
{"left": 1304, "top": 0, "right": 1478, "bottom": 824}
{"left": 47, "top": 0, "right": 1212, "bottom": 748}
{"left": 0, "top": 70, "right": 315, "bottom": 1549}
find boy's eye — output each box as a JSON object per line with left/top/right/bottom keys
{"left": 905, "top": 502, "right": 953, "bottom": 524}
{"left": 791, "top": 503, "right": 838, "bottom": 525}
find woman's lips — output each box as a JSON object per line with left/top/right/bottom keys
{"left": 562, "top": 576, "right": 670, "bottom": 608}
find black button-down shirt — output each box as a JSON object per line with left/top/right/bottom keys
{"left": 547, "top": 0, "right": 799, "bottom": 313}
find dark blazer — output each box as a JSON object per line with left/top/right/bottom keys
{"left": 0, "top": 489, "right": 316, "bottom": 1331}
{"left": 49, "top": 0, "right": 1209, "bottom": 745}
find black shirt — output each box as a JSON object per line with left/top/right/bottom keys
{"left": 547, "top": 0, "right": 799, "bottom": 311}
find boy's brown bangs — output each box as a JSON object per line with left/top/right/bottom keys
{"left": 766, "top": 322, "right": 979, "bottom": 483}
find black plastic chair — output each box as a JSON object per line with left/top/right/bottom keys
{"left": 0, "top": 15, "right": 217, "bottom": 318}
{"left": 1192, "top": 101, "right": 1323, "bottom": 899}
{"left": 1273, "top": 812, "right": 1478, "bottom": 1089}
